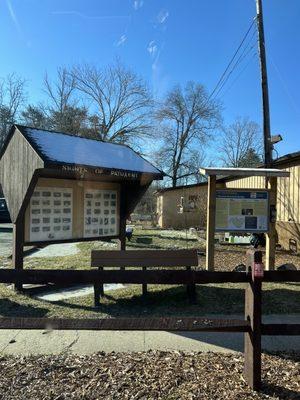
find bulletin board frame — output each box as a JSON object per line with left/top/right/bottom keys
{"left": 215, "top": 188, "right": 270, "bottom": 233}
{"left": 24, "top": 178, "right": 121, "bottom": 246}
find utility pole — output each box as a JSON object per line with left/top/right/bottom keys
{"left": 256, "top": 0, "right": 272, "bottom": 166}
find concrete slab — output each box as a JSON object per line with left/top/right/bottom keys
{"left": 28, "top": 242, "right": 80, "bottom": 258}
{"left": 0, "top": 315, "right": 298, "bottom": 355}
{"left": 0, "top": 229, "right": 12, "bottom": 257}
{"left": 36, "top": 284, "right": 125, "bottom": 301}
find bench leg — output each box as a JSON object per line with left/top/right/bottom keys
{"left": 99, "top": 267, "right": 104, "bottom": 296}
{"left": 186, "top": 266, "right": 197, "bottom": 304}
{"left": 94, "top": 267, "right": 104, "bottom": 307}
{"left": 94, "top": 284, "right": 100, "bottom": 307}
{"left": 142, "top": 266, "right": 147, "bottom": 298}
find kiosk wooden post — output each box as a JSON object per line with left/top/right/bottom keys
{"left": 265, "top": 176, "right": 277, "bottom": 270}
{"left": 206, "top": 175, "right": 216, "bottom": 271}
{"left": 12, "top": 218, "right": 24, "bottom": 292}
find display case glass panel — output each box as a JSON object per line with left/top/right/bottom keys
{"left": 29, "top": 187, "right": 73, "bottom": 242}
{"left": 84, "top": 189, "right": 118, "bottom": 238}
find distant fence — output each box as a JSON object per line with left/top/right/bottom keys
{"left": 0, "top": 267, "right": 299, "bottom": 391}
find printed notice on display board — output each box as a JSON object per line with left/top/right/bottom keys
{"left": 84, "top": 189, "right": 118, "bottom": 238}
{"left": 30, "top": 187, "right": 73, "bottom": 242}
{"left": 215, "top": 190, "right": 269, "bottom": 232}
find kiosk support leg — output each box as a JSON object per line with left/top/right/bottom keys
{"left": 266, "top": 177, "right": 277, "bottom": 270}
{"left": 206, "top": 175, "right": 216, "bottom": 271}
{"left": 118, "top": 217, "right": 126, "bottom": 251}
{"left": 12, "top": 220, "right": 24, "bottom": 292}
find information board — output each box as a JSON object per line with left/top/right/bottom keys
{"left": 215, "top": 190, "right": 269, "bottom": 232}
{"left": 30, "top": 187, "right": 73, "bottom": 242}
{"left": 84, "top": 189, "right": 118, "bottom": 238}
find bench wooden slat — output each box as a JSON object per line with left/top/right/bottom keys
{"left": 91, "top": 249, "right": 199, "bottom": 267}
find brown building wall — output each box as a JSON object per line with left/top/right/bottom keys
{"left": 157, "top": 183, "right": 225, "bottom": 230}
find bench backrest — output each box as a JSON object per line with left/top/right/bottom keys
{"left": 91, "top": 249, "right": 199, "bottom": 268}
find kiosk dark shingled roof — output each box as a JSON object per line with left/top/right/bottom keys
{"left": 13, "top": 125, "right": 163, "bottom": 176}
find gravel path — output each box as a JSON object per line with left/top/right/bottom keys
{"left": 0, "top": 351, "right": 298, "bottom": 399}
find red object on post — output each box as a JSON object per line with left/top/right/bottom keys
{"left": 252, "top": 262, "right": 264, "bottom": 279}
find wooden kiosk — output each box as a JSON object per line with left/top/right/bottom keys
{"left": 199, "top": 167, "right": 290, "bottom": 271}
{"left": 0, "top": 125, "right": 164, "bottom": 289}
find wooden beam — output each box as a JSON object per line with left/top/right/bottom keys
{"left": 0, "top": 317, "right": 250, "bottom": 332}
{"left": 266, "top": 176, "right": 277, "bottom": 270}
{"left": 0, "top": 269, "right": 250, "bottom": 285}
{"left": 199, "top": 167, "right": 289, "bottom": 178}
{"left": 12, "top": 218, "right": 24, "bottom": 292}
{"left": 118, "top": 217, "right": 126, "bottom": 251}
{"left": 263, "top": 270, "right": 300, "bottom": 282}
{"left": 262, "top": 324, "right": 300, "bottom": 336}
{"left": 0, "top": 269, "right": 298, "bottom": 285}
{"left": 206, "top": 175, "right": 216, "bottom": 271}
{"left": 244, "top": 277, "right": 262, "bottom": 391}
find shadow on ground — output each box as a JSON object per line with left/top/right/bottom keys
{"left": 262, "top": 382, "right": 300, "bottom": 399}
{"left": 0, "top": 298, "right": 48, "bottom": 318}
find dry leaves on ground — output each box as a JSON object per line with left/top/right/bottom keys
{"left": 0, "top": 351, "right": 299, "bottom": 400}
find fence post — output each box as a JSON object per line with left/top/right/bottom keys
{"left": 244, "top": 250, "right": 263, "bottom": 391}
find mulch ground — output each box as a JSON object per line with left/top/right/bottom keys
{"left": 0, "top": 351, "right": 299, "bottom": 400}
{"left": 213, "top": 246, "right": 300, "bottom": 271}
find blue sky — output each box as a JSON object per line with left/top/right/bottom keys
{"left": 0, "top": 0, "right": 299, "bottom": 157}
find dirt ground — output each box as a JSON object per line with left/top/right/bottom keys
{"left": 0, "top": 351, "right": 299, "bottom": 399}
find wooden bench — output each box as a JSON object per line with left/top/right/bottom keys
{"left": 91, "top": 249, "right": 199, "bottom": 307}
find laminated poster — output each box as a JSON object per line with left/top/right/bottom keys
{"left": 215, "top": 190, "right": 269, "bottom": 232}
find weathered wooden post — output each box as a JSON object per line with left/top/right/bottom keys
{"left": 12, "top": 218, "right": 24, "bottom": 292}
{"left": 206, "top": 175, "right": 216, "bottom": 271}
{"left": 244, "top": 249, "right": 263, "bottom": 391}
{"left": 266, "top": 176, "right": 277, "bottom": 270}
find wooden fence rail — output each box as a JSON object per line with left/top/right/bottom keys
{"left": 0, "top": 267, "right": 299, "bottom": 392}
{"left": 0, "top": 269, "right": 299, "bottom": 285}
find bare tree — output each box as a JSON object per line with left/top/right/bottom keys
{"left": 0, "top": 73, "right": 26, "bottom": 148}
{"left": 44, "top": 67, "right": 77, "bottom": 114}
{"left": 43, "top": 67, "right": 91, "bottom": 135}
{"left": 71, "top": 61, "right": 152, "bottom": 145}
{"left": 154, "top": 82, "right": 220, "bottom": 187}
{"left": 21, "top": 104, "right": 48, "bottom": 128}
{"left": 219, "top": 117, "right": 262, "bottom": 167}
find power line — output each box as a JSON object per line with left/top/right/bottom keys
{"left": 208, "top": 18, "right": 257, "bottom": 100}
{"left": 219, "top": 52, "right": 258, "bottom": 99}
{"left": 211, "top": 44, "right": 257, "bottom": 100}
{"left": 213, "top": 29, "right": 257, "bottom": 99}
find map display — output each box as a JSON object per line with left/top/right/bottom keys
{"left": 215, "top": 190, "right": 269, "bottom": 232}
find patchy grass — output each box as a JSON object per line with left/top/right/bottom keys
{"left": 0, "top": 228, "right": 299, "bottom": 319}
{"left": 0, "top": 280, "right": 299, "bottom": 319}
